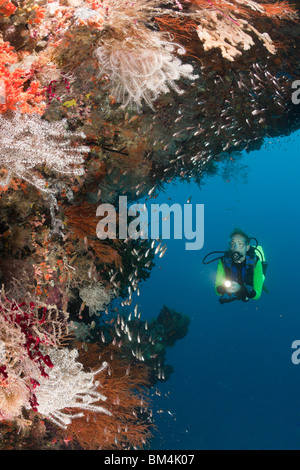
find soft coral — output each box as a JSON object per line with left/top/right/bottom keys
{"left": 0, "top": 0, "right": 16, "bottom": 17}
{"left": 0, "top": 42, "right": 46, "bottom": 114}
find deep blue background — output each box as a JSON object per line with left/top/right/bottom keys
{"left": 129, "top": 129, "right": 300, "bottom": 450}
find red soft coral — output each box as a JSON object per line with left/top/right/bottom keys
{"left": 0, "top": 0, "right": 16, "bottom": 16}
{"left": 0, "top": 42, "right": 46, "bottom": 114}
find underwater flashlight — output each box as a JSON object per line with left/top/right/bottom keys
{"left": 224, "top": 280, "right": 232, "bottom": 288}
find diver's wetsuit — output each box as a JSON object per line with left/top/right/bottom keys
{"left": 215, "top": 251, "right": 264, "bottom": 303}
{"left": 216, "top": 259, "right": 256, "bottom": 300}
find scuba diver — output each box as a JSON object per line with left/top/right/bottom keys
{"left": 202, "top": 228, "right": 267, "bottom": 305}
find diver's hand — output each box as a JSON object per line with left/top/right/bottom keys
{"left": 226, "top": 281, "right": 241, "bottom": 294}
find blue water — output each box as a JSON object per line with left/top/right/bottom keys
{"left": 129, "top": 129, "right": 300, "bottom": 450}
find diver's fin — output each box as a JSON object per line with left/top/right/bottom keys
{"left": 262, "top": 284, "right": 269, "bottom": 294}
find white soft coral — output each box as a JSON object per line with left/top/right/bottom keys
{"left": 95, "top": 30, "right": 198, "bottom": 111}
{"left": 0, "top": 112, "right": 88, "bottom": 193}
{"left": 31, "top": 348, "right": 111, "bottom": 429}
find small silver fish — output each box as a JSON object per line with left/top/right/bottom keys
{"left": 155, "top": 243, "right": 161, "bottom": 255}
{"left": 159, "top": 247, "right": 167, "bottom": 258}
{"left": 148, "top": 186, "right": 156, "bottom": 196}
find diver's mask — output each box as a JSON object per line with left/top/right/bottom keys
{"left": 231, "top": 251, "right": 243, "bottom": 262}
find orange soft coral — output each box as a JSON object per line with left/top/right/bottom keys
{"left": 0, "top": 0, "right": 16, "bottom": 16}
{"left": 28, "top": 6, "right": 46, "bottom": 25}
{"left": 0, "top": 43, "right": 46, "bottom": 114}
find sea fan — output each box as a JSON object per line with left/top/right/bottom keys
{"left": 65, "top": 343, "right": 153, "bottom": 450}
{"left": 64, "top": 202, "right": 123, "bottom": 269}
{"left": 0, "top": 297, "right": 68, "bottom": 380}
{"left": 0, "top": 295, "right": 70, "bottom": 417}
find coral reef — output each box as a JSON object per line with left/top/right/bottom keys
{"left": 65, "top": 342, "right": 154, "bottom": 450}
{"left": 189, "top": 0, "right": 297, "bottom": 61}
{"left": 0, "top": 41, "right": 45, "bottom": 114}
{"left": 94, "top": 30, "right": 198, "bottom": 110}
{"left": 195, "top": 9, "right": 275, "bottom": 61}
{"left": 30, "top": 348, "right": 111, "bottom": 429}
{"left": 0, "top": 111, "right": 88, "bottom": 193}
{"left": 0, "top": 294, "right": 69, "bottom": 415}
{"left": 0, "top": 0, "right": 299, "bottom": 451}
{"left": 76, "top": 304, "right": 191, "bottom": 386}
{"left": 0, "top": 341, "right": 154, "bottom": 450}
{"left": 79, "top": 283, "right": 114, "bottom": 316}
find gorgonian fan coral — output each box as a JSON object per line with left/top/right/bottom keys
{"left": 64, "top": 202, "right": 123, "bottom": 269}
{"left": 64, "top": 343, "right": 153, "bottom": 450}
{"left": 0, "top": 299, "right": 52, "bottom": 381}
{"left": 0, "top": 295, "right": 69, "bottom": 417}
{"left": 0, "top": 111, "right": 89, "bottom": 193}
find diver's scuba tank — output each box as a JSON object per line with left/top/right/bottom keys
{"left": 253, "top": 244, "right": 267, "bottom": 285}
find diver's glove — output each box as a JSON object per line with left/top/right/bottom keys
{"left": 236, "top": 284, "right": 256, "bottom": 301}
{"left": 226, "top": 281, "right": 240, "bottom": 294}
